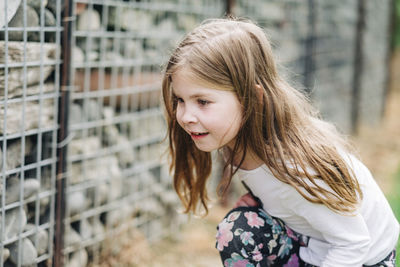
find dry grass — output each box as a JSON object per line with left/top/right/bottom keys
{"left": 351, "top": 49, "right": 400, "bottom": 194}
{"left": 95, "top": 206, "right": 227, "bottom": 267}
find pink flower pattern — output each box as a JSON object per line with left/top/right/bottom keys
{"left": 216, "top": 218, "right": 234, "bottom": 251}
{"left": 218, "top": 208, "right": 305, "bottom": 267}
{"left": 244, "top": 211, "right": 265, "bottom": 228}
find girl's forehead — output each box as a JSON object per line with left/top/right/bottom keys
{"left": 171, "top": 69, "right": 233, "bottom": 93}
{"left": 171, "top": 76, "right": 215, "bottom": 96}
{"left": 171, "top": 68, "right": 200, "bottom": 84}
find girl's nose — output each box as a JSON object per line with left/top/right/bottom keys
{"left": 180, "top": 107, "right": 198, "bottom": 124}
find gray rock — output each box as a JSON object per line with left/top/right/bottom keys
{"left": 106, "top": 202, "right": 133, "bottom": 227}
{"left": 70, "top": 155, "right": 122, "bottom": 200}
{"left": 79, "top": 218, "right": 104, "bottom": 248}
{"left": 5, "top": 177, "right": 40, "bottom": 204}
{"left": 1, "top": 137, "right": 32, "bottom": 172}
{"left": 69, "top": 163, "right": 85, "bottom": 185}
{"left": 1, "top": 4, "right": 39, "bottom": 41}
{"left": 67, "top": 191, "right": 89, "bottom": 215}
{"left": 68, "top": 136, "right": 101, "bottom": 158}
{"left": 77, "top": 9, "right": 101, "bottom": 31}
{"left": 9, "top": 238, "right": 37, "bottom": 266}
{"left": 102, "top": 123, "right": 136, "bottom": 167}
{"left": 44, "top": 8, "right": 56, "bottom": 27}
{"left": 120, "top": 9, "right": 152, "bottom": 32}
{"left": 0, "top": 41, "right": 58, "bottom": 92}
{"left": 44, "top": 12, "right": 57, "bottom": 42}
{"left": 0, "top": 0, "right": 22, "bottom": 29}
{"left": 69, "top": 103, "right": 83, "bottom": 125}
{"left": 82, "top": 99, "right": 102, "bottom": 121}
{"left": 27, "top": 0, "right": 48, "bottom": 12}
{"left": 0, "top": 99, "right": 55, "bottom": 135}
{"left": 121, "top": 40, "right": 143, "bottom": 59}
{"left": 24, "top": 224, "right": 48, "bottom": 255}
{"left": 79, "top": 218, "right": 92, "bottom": 241}
{"left": 65, "top": 228, "right": 81, "bottom": 248}
{"left": 160, "top": 190, "right": 179, "bottom": 207}
{"left": 27, "top": 195, "right": 50, "bottom": 221}
{"left": 104, "top": 51, "right": 124, "bottom": 63}
{"left": 66, "top": 249, "right": 88, "bottom": 267}
{"left": 137, "top": 198, "right": 163, "bottom": 215}
{"left": 87, "top": 182, "right": 108, "bottom": 205}
{"left": 45, "top": 0, "right": 57, "bottom": 14}
{"left": 72, "top": 46, "right": 85, "bottom": 64}
{"left": 1, "top": 208, "right": 27, "bottom": 241}
{"left": 2, "top": 248, "right": 10, "bottom": 263}
{"left": 91, "top": 218, "right": 105, "bottom": 239}
{"left": 85, "top": 50, "right": 99, "bottom": 62}
{"left": 102, "top": 124, "right": 119, "bottom": 146}
{"left": 1, "top": 83, "right": 55, "bottom": 101}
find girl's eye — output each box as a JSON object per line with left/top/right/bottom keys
{"left": 197, "top": 99, "right": 210, "bottom": 106}
{"left": 174, "top": 96, "right": 184, "bottom": 103}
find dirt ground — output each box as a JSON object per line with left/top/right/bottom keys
{"left": 98, "top": 50, "right": 400, "bottom": 267}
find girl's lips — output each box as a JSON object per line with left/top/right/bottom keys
{"left": 190, "top": 132, "right": 209, "bottom": 140}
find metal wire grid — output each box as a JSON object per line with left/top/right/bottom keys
{"left": 234, "top": 0, "right": 310, "bottom": 85}
{"left": 234, "top": 0, "right": 359, "bottom": 133}
{"left": 0, "top": 0, "right": 62, "bottom": 266}
{"left": 64, "top": 0, "right": 224, "bottom": 265}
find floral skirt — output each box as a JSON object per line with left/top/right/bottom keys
{"left": 215, "top": 206, "right": 397, "bottom": 267}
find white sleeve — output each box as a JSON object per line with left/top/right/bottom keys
{"left": 284, "top": 190, "right": 371, "bottom": 267}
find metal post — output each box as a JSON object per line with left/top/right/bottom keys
{"left": 54, "top": 0, "right": 73, "bottom": 266}
{"left": 304, "top": 0, "right": 316, "bottom": 95}
{"left": 351, "top": 0, "right": 366, "bottom": 134}
{"left": 382, "top": 0, "right": 396, "bottom": 119}
{"left": 226, "top": 0, "right": 235, "bottom": 16}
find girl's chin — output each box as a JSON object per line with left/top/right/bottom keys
{"left": 191, "top": 141, "right": 218, "bottom": 152}
{"left": 193, "top": 145, "right": 215, "bottom": 152}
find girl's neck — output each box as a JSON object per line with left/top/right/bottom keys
{"left": 225, "top": 147, "right": 264, "bottom": 171}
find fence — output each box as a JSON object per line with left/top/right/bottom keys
{"left": 63, "top": 0, "right": 224, "bottom": 266}
{"left": 235, "top": 0, "right": 394, "bottom": 133}
{"left": 1, "top": 0, "right": 62, "bottom": 266}
{"left": 0, "top": 0, "right": 393, "bottom": 266}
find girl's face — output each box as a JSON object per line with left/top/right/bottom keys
{"left": 172, "top": 70, "right": 243, "bottom": 152}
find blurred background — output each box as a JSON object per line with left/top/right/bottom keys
{"left": 0, "top": 0, "right": 399, "bottom": 266}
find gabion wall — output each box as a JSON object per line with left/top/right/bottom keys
{"left": 234, "top": 0, "right": 393, "bottom": 133}
{"left": 0, "top": 0, "right": 62, "bottom": 266}
{"left": 65, "top": 0, "right": 224, "bottom": 266}
{"left": 0, "top": 0, "right": 393, "bottom": 266}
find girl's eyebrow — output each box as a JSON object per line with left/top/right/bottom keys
{"left": 189, "top": 93, "right": 210, "bottom": 99}
{"left": 172, "top": 90, "right": 211, "bottom": 99}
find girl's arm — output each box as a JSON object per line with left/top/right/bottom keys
{"left": 233, "top": 192, "right": 260, "bottom": 208}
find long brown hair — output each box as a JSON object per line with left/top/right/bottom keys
{"left": 162, "top": 18, "right": 362, "bottom": 215}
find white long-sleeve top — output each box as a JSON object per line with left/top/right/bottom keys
{"left": 235, "top": 154, "right": 399, "bottom": 266}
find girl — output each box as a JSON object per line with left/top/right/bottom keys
{"left": 162, "top": 18, "right": 399, "bottom": 266}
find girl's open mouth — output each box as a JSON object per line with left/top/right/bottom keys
{"left": 190, "top": 132, "right": 209, "bottom": 139}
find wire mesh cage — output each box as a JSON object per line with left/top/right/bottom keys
{"left": 0, "top": 0, "right": 62, "bottom": 266}
{"left": 0, "top": 0, "right": 225, "bottom": 266}
{"left": 234, "top": 0, "right": 392, "bottom": 133}
{"left": 234, "top": 0, "right": 310, "bottom": 88}
{"left": 65, "top": 0, "right": 224, "bottom": 265}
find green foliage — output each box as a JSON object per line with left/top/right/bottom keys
{"left": 387, "top": 166, "right": 400, "bottom": 262}
{"left": 396, "top": 0, "right": 400, "bottom": 47}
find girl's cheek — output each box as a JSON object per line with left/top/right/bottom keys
{"left": 175, "top": 108, "right": 183, "bottom": 125}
